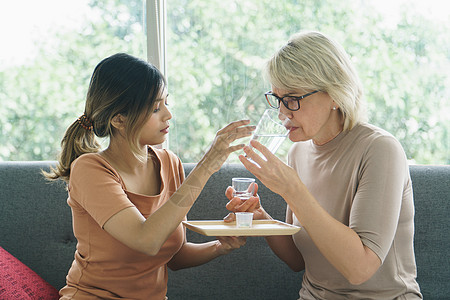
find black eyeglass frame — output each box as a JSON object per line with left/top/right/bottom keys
{"left": 265, "top": 90, "right": 320, "bottom": 111}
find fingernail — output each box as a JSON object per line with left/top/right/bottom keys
{"left": 224, "top": 213, "right": 233, "bottom": 221}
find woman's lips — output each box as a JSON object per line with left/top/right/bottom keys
{"left": 160, "top": 126, "right": 169, "bottom": 133}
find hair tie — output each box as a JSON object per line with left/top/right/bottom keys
{"left": 77, "top": 114, "right": 93, "bottom": 131}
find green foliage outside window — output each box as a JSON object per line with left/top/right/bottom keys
{"left": 0, "top": 0, "right": 145, "bottom": 161}
{"left": 0, "top": 0, "right": 448, "bottom": 164}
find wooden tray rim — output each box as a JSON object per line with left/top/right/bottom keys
{"left": 182, "top": 219, "right": 301, "bottom": 236}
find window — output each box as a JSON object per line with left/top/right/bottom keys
{"left": 0, "top": 0, "right": 146, "bottom": 160}
{"left": 164, "top": 0, "right": 450, "bottom": 164}
{"left": 0, "top": 0, "right": 448, "bottom": 164}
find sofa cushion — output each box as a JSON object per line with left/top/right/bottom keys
{"left": 0, "top": 161, "right": 76, "bottom": 289}
{"left": 0, "top": 246, "right": 59, "bottom": 300}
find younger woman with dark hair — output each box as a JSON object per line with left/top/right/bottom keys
{"left": 45, "top": 53, "right": 254, "bottom": 299}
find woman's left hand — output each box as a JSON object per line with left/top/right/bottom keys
{"left": 239, "top": 140, "right": 302, "bottom": 198}
{"left": 215, "top": 236, "right": 247, "bottom": 255}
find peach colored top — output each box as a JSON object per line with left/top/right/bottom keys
{"left": 60, "top": 148, "right": 185, "bottom": 300}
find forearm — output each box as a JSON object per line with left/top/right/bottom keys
{"left": 284, "top": 185, "right": 380, "bottom": 284}
{"left": 265, "top": 235, "right": 305, "bottom": 271}
{"left": 140, "top": 162, "right": 215, "bottom": 254}
{"left": 256, "top": 207, "right": 304, "bottom": 271}
{"left": 167, "top": 241, "right": 223, "bottom": 270}
{"left": 168, "top": 161, "right": 213, "bottom": 207}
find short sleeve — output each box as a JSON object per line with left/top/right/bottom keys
{"left": 165, "top": 148, "right": 185, "bottom": 185}
{"left": 68, "top": 154, "right": 135, "bottom": 227}
{"left": 349, "top": 135, "right": 408, "bottom": 262}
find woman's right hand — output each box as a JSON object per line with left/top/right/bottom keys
{"left": 199, "top": 120, "right": 255, "bottom": 174}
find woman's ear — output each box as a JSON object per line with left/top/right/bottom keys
{"left": 111, "top": 114, "right": 126, "bottom": 130}
{"left": 331, "top": 101, "right": 340, "bottom": 111}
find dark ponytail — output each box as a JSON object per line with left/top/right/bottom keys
{"left": 43, "top": 114, "right": 100, "bottom": 182}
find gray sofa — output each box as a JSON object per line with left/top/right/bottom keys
{"left": 0, "top": 161, "right": 449, "bottom": 299}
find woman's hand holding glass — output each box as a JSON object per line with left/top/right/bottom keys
{"left": 223, "top": 181, "right": 270, "bottom": 222}
{"left": 239, "top": 139, "right": 302, "bottom": 199}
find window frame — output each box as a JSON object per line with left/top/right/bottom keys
{"left": 146, "top": 0, "right": 166, "bottom": 77}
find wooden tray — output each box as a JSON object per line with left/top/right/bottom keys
{"left": 182, "top": 220, "right": 301, "bottom": 236}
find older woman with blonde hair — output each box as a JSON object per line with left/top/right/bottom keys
{"left": 226, "top": 31, "right": 422, "bottom": 299}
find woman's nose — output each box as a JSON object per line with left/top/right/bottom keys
{"left": 279, "top": 105, "right": 293, "bottom": 119}
{"left": 163, "top": 104, "right": 172, "bottom": 121}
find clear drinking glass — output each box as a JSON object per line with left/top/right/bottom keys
{"left": 232, "top": 177, "right": 256, "bottom": 201}
{"left": 249, "top": 109, "right": 289, "bottom": 157}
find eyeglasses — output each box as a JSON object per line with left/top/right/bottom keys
{"left": 265, "top": 90, "right": 319, "bottom": 111}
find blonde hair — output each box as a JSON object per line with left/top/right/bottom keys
{"left": 44, "top": 53, "right": 166, "bottom": 182}
{"left": 264, "top": 31, "right": 367, "bottom": 131}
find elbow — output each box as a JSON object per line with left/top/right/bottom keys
{"left": 345, "top": 269, "right": 376, "bottom": 285}
{"left": 133, "top": 245, "right": 160, "bottom": 257}
{"left": 348, "top": 277, "right": 370, "bottom": 285}
{"left": 285, "top": 261, "right": 305, "bottom": 273}
{"left": 289, "top": 265, "right": 304, "bottom": 272}
{"left": 143, "top": 242, "right": 163, "bottom": 257}
{"left": 145, "top": 246, "right": 161, "bottom": 257}
{"left": 134, "top": 237, "right": 162, "bottom": 257}
{"left": 167, "top": 263, "right": 182, "bottom": 271}
{"left": 348, "top": 276, "right": 368, "bottom": 286}
{"left": 345, "top": 248, "right": 381, "bottom": 285}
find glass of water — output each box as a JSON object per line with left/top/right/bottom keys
{"left": 249, "top": 109, "right": 289, "bottom": 157}
{"left": 232, "top": 177, "right": 256, "bottom": 201}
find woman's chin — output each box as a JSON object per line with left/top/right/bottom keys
{"left": 288, "top": 130, "right": 307, "bottom": 143}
